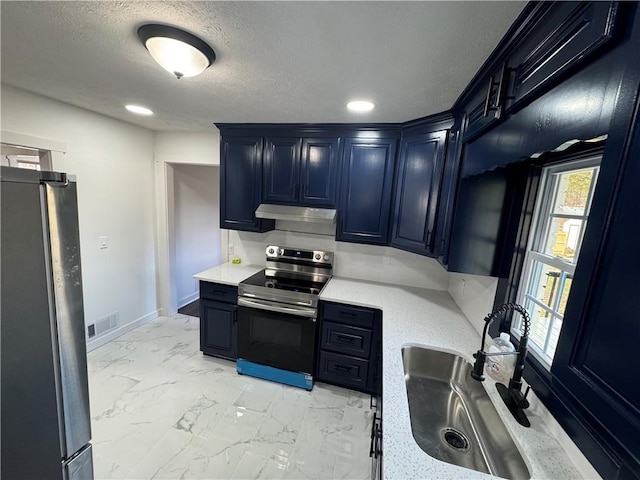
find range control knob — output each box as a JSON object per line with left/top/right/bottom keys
{"left": 268, "top": 248, "right": 275, "bottom": 255}
{"left": 278, "top": 248, "right": 284, "bottom": 255}
{"left": 315, "top": 253, "right": 321, "bottom": 260}
{"left": 323, "top": 254, "right": 329, "bottom": 261}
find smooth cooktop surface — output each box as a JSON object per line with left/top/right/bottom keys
{"left": 241, "top": 270, "right": 327, "bottom": 295}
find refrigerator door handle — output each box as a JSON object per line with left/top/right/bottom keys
{"left": 44, "top": 182, "right": 92, "bottom": 459}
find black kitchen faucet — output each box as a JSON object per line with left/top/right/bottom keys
{"left": 471, "top": 303, "right": 532, "bottom": 427}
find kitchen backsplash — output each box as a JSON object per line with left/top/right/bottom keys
{"left": 228, "top": 228, "right": 450, "bottom": 291}
{"left": 448, "top": 272, "right": 499, "bottom": 335}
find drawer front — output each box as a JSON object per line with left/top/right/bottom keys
{"left": 200, "top": 281, "right": 237, "bottom": 304}
{"left": 317, "top": 351, "right": 369, "bottom": 390}
{"left": 321, "top": 321, "right": 372, "bottom": 358}
{"left": 323, "top": 302, "right": 374, "bottom": 329}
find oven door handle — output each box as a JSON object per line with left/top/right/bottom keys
{"left": 238, "top": 297, "right": 317, "bottom": 319}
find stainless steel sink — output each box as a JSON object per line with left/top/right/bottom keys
{"left": 402, "top": 346, "right": 531, "bottom": 479}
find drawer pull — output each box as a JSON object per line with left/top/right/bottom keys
{"left": 334, "top": 364, "right": 353, "bottom": 373}
{"left": 336, "top": 334, "right": 356, "bottom": 344}
{"left": 213, "top": 290, "right": 227, "bottom": 296}
{"left": 340, "top": 311, "right": 357, "bottom": 317}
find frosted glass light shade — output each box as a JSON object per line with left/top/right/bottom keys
{"left": 145, "top": 37, "right": 210, "bottom": 78}
{"left": 138, "top": 24, "right": 216, "bottom": 79}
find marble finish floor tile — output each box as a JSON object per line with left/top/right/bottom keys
{"left": 88, "top": 314, "right": 372, "bottom": 479}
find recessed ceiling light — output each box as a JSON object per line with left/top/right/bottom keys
{"left": 125, "top": 104, "right": 154, "bottom": 116}
{"left": 347, "top": 100, "right": 375, "bottom": 113}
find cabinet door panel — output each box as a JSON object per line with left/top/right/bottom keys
{"left": 552, "top": 112, "right": 640, "bottom": 473}
{"left": 220, "top": 136, "right": 273, "bottom": 232}
{"left": 263, "top": 137, "right": 301, "bottom": 204}
{"left": 300, "top": 137, "right": 339, "bottom": 206}
{"left": 391, "top": 131, "right": 446, "bottom": 255}
{"left": 200, "top": 300, "right": 237, "bottom": 360}
{"left": 463, "top": 65, "right": 504, "bottom": 141}
{"left": 337, "top": 137, "right": 397, "bottom": 245}
{"left": 506, "top": 2, "right": 620, "bottom": 113}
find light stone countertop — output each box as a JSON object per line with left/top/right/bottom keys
{"left": 320, "top": 276, "right": 586, "bottom": 480}
{"left": 193, "top": 263, "right": 263, "bottom": 286}
{"left": 194, "top": 264, "right": 585, "bottom": 479}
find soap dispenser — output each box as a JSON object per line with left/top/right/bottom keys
{"left": 485, "top": 332, "right": 516, "bottom": 384}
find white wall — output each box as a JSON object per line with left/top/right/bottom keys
{"left": 153, "top": 130, "right": 221, "bottom": 316}
{"left": 173, "top": 164, "right": 221, "bottom": 307}
{"left": 229, "top": 229, "right": 450, "bottom": 291}
{"left": 1, "top": 84, "right": 158, "bottom": 347}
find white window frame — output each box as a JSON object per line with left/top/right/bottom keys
{"left": 512, "top": 155, "right": 601, "bottom": 369}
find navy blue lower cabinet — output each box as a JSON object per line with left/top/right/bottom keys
{"left": 200, "top": 299, "right": 237, "bottom": 360}
{"left": 220, "top": 135, "right": 274, "bottom": 232}
{"left": 336, "top": 137, "right": 397, "bottom": 245}
{"left": 316, "top": 301, "right": 382, "bottom": 395}
{"left": 391, "top": 130, "right": 447, "bottom": 256}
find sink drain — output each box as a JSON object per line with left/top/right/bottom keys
{"left": 442, "top": 428, "right": 470, "bottom": 451}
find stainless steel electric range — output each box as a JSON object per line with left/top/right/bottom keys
{"left": 236, "top": 245, "right": 333, "bottom": 390}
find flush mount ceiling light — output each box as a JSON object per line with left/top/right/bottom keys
{"left": 347, "top": 100, "right": 375, "bottom": 113}
{"left": 125, "top": 104, "right": 154, "bottom": 116}
{"left": 137, "top": 24, "right": 216, "bottom": 79}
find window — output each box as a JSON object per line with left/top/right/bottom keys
{"left": 513, "top": 156, "right": 601, "bottom": 368}
{"left": 1, "top": 143, "right": 50, "bottom": 170}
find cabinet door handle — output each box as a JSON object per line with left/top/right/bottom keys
{"left": 369, "top": 412, "right": 378, "bottom": 457}
{"left": 482, "top": 75, "right": 497, "bottom": 118}
{"left": 494, "top": 62, "right": 511, "bottom": 120}
{"left": 482, "top": 62, "right": 511, "bottom": 119}
{"left": 426, "top": 230, "right": 433, "bottom": 248}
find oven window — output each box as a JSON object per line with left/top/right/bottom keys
{"left": 237, "top": 307, "right": 316, "bottom": 374}
{"left": 250, "top": 317, "right": 302, "bottom": 348}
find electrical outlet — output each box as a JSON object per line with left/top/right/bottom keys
{"left": 228, "top": 243, "right": 234, "bottom": 256}
{"left": 99, "top": 236, "right": 108, "bottom": 249}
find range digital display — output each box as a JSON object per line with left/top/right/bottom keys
{"left": 283, "top": 248, "right": 313, "bottom": 260}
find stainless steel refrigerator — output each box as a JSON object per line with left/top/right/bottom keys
{"left": 1, "top": 166, "right": 93, "bottom": 479}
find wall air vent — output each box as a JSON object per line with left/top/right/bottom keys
{"left": 93, "top": 311, "right": 120, "bottom": 337}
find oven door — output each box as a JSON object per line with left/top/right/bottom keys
{"left": 237, "top": 298, "right": 317, "bottom": 375}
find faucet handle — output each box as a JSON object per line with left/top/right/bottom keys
{"left": 471, "top": 351, "right": 486, "bottom": 381}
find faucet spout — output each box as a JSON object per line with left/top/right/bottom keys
{"left": 471, "top": 303, "right": 532, "bottom": 427}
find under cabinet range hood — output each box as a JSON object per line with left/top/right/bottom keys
{"left": 255, "top": 204, "right": 337, "bottom": 224}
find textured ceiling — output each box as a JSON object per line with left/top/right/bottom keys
{"left": 0, "top": 1, "right": 526, "bottom": 131}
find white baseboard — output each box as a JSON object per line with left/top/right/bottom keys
{"left": 86, "top": 310, "right": 159, "bottom": 352}
{"left": 178, "top": 291, "right": 199, "bottom": 309}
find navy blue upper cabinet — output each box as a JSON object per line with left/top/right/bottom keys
{"left": 220, "top": 136, "right": 274, "bottom": 232}
{"left": 391, "top": 130, "right": 447, "bottom": 256}
{"left": 460, "top": 2, "right": 621, "bottom": 143}
{"left": 337, "top": 137, "right": 397, "bottom": 245}
{"left": 463, "top": 64, "right": 507, "bottom": 142}
{"left": 263, "top": 137, "right": 302, "bottom": 204}
{"left": 504, "top": 2, "right": 620, "bottom": 114}
{"left": 263, "top": 136, "right": 339, "bottom": 207}
{"left": 300, "top": 137, "right": 340, "bottom": 206}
